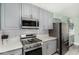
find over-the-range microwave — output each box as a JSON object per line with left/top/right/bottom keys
{"left": 21, "top": 20, "right": 39, "bottom": 29}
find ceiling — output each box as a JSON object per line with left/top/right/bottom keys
{"left": 32, "top": 3, "right": 79, "bottom": 18}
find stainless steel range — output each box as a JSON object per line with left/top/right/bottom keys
{"left": 20, "top": 34, "right": 42, "bottom": 55}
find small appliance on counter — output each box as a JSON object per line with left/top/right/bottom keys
{"left": 1, "top": 34, "right": 9, "bottom": 45}
{"left": 20, "top": 34, "right": 42, "bottom": 55}
{"left": 1, "top": 35, "right": 8, "bottom": 39}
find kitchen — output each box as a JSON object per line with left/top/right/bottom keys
{"left": 0, "top": 3, "right": 75, "bottom": 55}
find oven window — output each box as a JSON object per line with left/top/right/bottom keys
{"left": 25, "top": 47, "right": 42, "bottom": 55}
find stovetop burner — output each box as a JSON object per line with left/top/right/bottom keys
{"left": 21, "top": 38, "right": 42, "bottom": 45}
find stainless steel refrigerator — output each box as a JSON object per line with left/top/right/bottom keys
{"left": 49, "top": 23, "right": 69, "bottom": 55}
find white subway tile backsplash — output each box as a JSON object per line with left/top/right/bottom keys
{"left": 0, "top": 29, "right": 38, "bottom": 39}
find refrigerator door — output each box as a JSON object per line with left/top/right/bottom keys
{"left": 48, "top": 23, "right": 69, "bottom": 55}
{"left": 61, "top": 23, "right": 69, "bottom": 55}
{"left": 49, "top": 23, "right": 60, "bottom": 54}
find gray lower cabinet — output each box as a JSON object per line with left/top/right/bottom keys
{"left": 42, "top": 39, "right": 56, "bottom": 55}
{"left": 0, "top": 48, "right": 22, "bottom": 55}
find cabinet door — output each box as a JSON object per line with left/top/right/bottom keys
{"left": 39, "top": 9, "right": 45, "bottom": 34}
{"left": 3, "top": 3, "right": 21, "bottom": 30}
{"left": 48, "top": 13, "right": 53, "bottom": 29}
{"left": 43, "top": 11, "right": 49, "bottom": 30}
{"left": 22, "top": 3, "right": 31, "bottom": 18}
{"left": 39, "top": 9, "right": 49, "bottom": 34}
{"left": 31, "top": 5, "right": 40, "bottom": 20}
{"left": 47, "top": 40, "right": 56, "bottom": 55}
{"left": 42, "top": 40, "right": 56, "bottom": 55}
{"left": 42, "top": 41, "right": 48, "bottom": 55}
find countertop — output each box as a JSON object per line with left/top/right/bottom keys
{"left": 0, "top": 36, "right": 22, "bottom": 53}
{"left": 0, "top": 34, "right": 57, "bottom": 53}
{"left": 37, "top": 34, "right": 57, "bottom": 42}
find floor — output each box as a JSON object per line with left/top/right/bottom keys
{"left": 65, "top": 45, "right": 79, "bottom": 55}
{"left": 54, "top": 45, "right": 79, "bottom": 55}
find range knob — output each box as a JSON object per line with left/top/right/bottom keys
{"left": 25, "top": 47, "right": 29, "bottom": 49}
{"left": 29, "top": 46, "right": 32, "bottom": 48}
{"left": 30, "top": 45, "right": 33, "bottom": 48}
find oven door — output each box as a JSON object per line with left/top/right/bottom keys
{"left": 25, "top": 47, "right": 42, "bottom": 55}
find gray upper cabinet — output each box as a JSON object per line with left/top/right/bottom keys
{"left": 1, "top": 3, "right": 21, "bottom": 30}
{"left": 43, "top": 11, "right": 49, "bottom": 30}
{"left": 22, "top": 3, "right": 31, "bottom": 18}
{"left": 0, "top": 3, "right": 53, "bottom": 30}
{"left": 31, "top": 4, "right": 40, "bottom": 20}
{"left": 39, "top": 9, "right": 53, "bottom": 34}
{"left": 39, "top": 9, "right": 46, "bottom": 34}
{"left": 48, "top": 12, "right": 53, "bottom": 29}
{"left": 22, "top": 4, "right": 40, "bottom": 20}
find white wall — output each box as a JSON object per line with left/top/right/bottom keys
{"left": 32, "top": 3, "right": 79, "bottom": 17}
{"left": 71, "top": 17, "right": 79, "bottom": 45}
